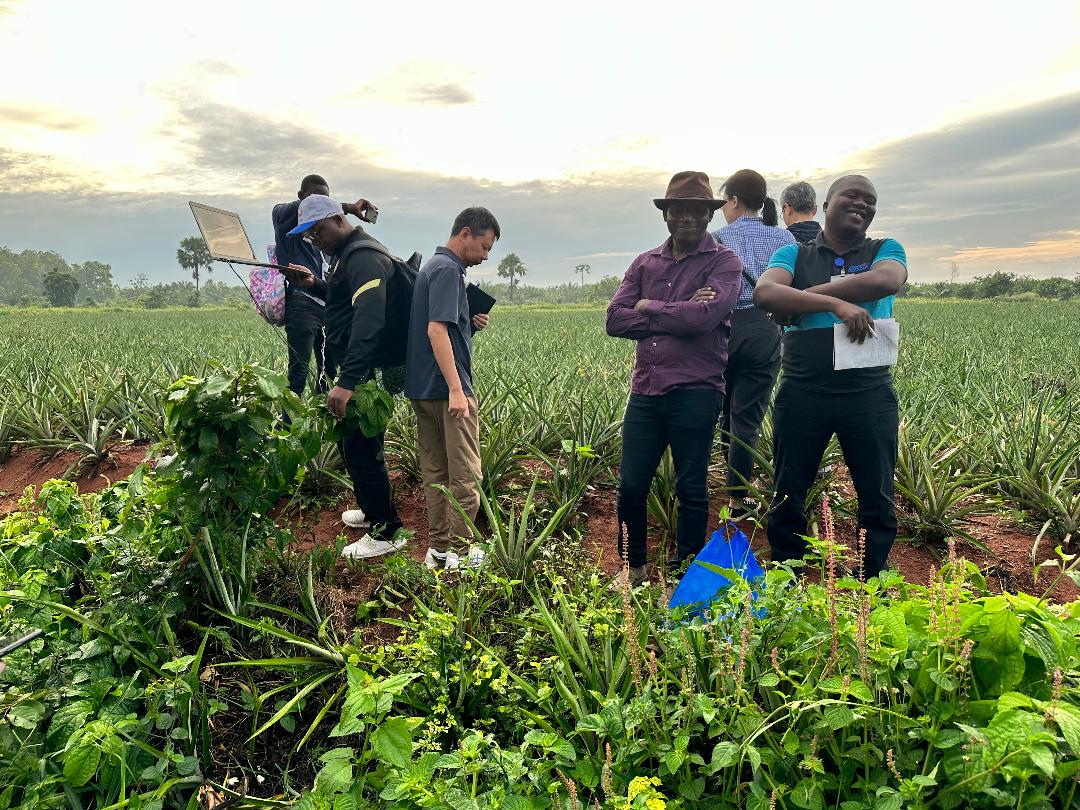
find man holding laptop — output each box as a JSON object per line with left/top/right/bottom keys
{"left": 272, "top": 174, "right": 374, "bottom": 396}
{"left": 753, "top": 174, "right": 907, "bottom": 579}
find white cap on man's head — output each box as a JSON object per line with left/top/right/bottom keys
{"left": 287, "top": 194, "right": 344, "bottom": 236}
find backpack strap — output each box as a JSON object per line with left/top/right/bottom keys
{"left": 339, "top": 238, "right": 396, "bottom": 262}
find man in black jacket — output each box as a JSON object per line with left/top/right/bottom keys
{"left": 284, "top": 194, "right": 408, "bottom": 560}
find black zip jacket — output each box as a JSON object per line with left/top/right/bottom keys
{"left": 311, "top": 227, "right": 397, "bottom": 390}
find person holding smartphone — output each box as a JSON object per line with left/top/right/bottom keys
{"left": 272, "top": 174, "right": 376, "bottom": 398}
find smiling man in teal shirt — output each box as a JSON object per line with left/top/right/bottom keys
{"left": 754, "top": 175, "right": 907, "bottom": 579}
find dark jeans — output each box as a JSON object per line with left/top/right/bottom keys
{"left": 284, "top": 290, "right": 327, "bottom": 396}
{"left": 339, "top": 427, "right": 403, "bottom": 542}
{"left": 325, "top": 353, "right": 402, "bottom": 543}
{"left": 721, "top": 308, "right": 781, "bottom": 502}
{"left": 617, "top": 388, "right": 723, "bottom": 568}
{"left": 767, "top": 381, "right": 899, "bottom": 578}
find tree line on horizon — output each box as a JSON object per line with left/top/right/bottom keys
{"left": 0, "top": 242, "right": 1077, "bottom": 309}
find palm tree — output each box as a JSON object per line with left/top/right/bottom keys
{"left": 497, "top": 253, "right": 526, "bottom": 301}
{"left": 176, "top": 237, "right": 212, "bottom": 297}
{"left": 575, "top": 263, "right": 590, "bottom": 289}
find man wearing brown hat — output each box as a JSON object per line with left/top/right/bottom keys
{"left": 606, "top": 171, "right": 743, "bottom": 587}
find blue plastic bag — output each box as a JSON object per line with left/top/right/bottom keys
{"left": 668, "top": 522, "right": 765, "bottom": 620}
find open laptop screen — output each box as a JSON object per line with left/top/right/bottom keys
{"left": 189, "top": 202, "right": 258, "bottom": 262}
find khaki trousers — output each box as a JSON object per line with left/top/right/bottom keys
{"left": 410, "top": 397, "right": 482, "bottom": 553}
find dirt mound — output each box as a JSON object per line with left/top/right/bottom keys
{"left": 0, "top": 444, "right": 148, "bottom": 515}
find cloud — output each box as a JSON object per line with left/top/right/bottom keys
{"left": 1, "top": 92, "right": 1079, "bottom": 286}
{"left": 160, "top": 99, "right": 353, "bottom": 193}
{"left": 0, "top": 104, "right": 93, "bottom": 131}
{"left": 563, "top": 251, "right": 640, "bottom": 261}
{"left": 405, "top": 82, "right": 476, "bottom": 106}
{"left": 844, "top": 91, "right": 1080, "bottom": 279}
{"left": 355, "top": 61, "right": 477, "bottom": 107}
{"left": 0, "top": 147, "right": 91, "bottom": 191}
{"left": 946, "top": 230, "right": 1080, "bottom": 265}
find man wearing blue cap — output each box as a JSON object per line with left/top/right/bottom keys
{"left": 284, "top": 194, "right": 409, "bottom": 560}
{"left": 272, "top": 175, "right": 374, "bottom": 397}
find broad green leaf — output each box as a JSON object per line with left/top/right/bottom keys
{"left": 678, "top": 777, "right": 706, "bottom": 801}
{"left": 197, "top": 428, "right": 218, "bottom": 454}
{"left": 1028, "top": 744, "right": 1055, "bottom": 778}
{"left": 746, "top": 744, "right": 762, "bottom": 773}
{"left": 873, "top": 793, "right": 902, "bottom": 810}
{"left": 790, "top": 778, "right": 823, "bottom": 810}
{"left": 63, "top": 744, "right": 101, "bottom": 787}
{"left": 370, "top": 717, "right": 413, "bottom": 769}
{"left": 976, "top": 610, "right": 1025, "bottom": 695}
{"left": 710, "top": 741, "right": 739, "bottom": 771}
{"left": 661, "top": 749, "right": 686, "bottom": 774}
{"left": 986, "top": 708, "right": 1036, "bottom": 754}
{"left": 824, "top": 705, "right": 855, "bottom": 731}
{"left": 929, "top": 668, "right": 957, "bottom": 692}
{"left": 757, "top": 673, "right": 780, "bottom": 688}
{"left": 7, "top": 701, "right": 45, "bottom": 729}
{"left": 871, "top": 605, "right": 908, "bottom": 653}
{"left": 314, "top": 752, "right": 354, "bottom": 797}
{"left": 1051, "top": 703, "right": 1080, "bottom": 753}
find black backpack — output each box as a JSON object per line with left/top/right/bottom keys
{"left": 338, "top": 239, "right": 421, "bottom": 378}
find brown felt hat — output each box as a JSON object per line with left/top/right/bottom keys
{"left": 653, "top": 171, "right": 723, "bottom": 210}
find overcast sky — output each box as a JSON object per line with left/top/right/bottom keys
{"left": 1, "top": 0, "right": 1078, "bottom": 286}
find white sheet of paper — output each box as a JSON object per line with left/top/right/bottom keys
{"left": 833, "top": 318, "right": 899, "bottom": 370}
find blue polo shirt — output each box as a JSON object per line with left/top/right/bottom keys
{"left": 272, "top": 199, "right": 324, "bottom": 279}
{"left": 405, "top": 247, "right": 474, "bottom": 400}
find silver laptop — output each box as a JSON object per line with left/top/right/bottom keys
{"left": 189, "top": 201, "right": 291, "bottom": 270}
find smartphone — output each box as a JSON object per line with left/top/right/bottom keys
{"left": 361, "top": 204, "right": 379, "bottom": 224}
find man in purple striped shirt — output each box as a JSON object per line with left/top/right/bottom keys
{"left": 606, "top": 171, "right": 742, "bottom": 587}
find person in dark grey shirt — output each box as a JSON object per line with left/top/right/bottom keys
{"left": 405, "top": 207, "right": 500, "bottom": 571}
{"left": 780, "top": 181, "right": 823, "bottom": 244}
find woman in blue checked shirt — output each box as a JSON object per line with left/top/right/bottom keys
{"left": 711, "top": 169, "right": 795, "bottom": 519}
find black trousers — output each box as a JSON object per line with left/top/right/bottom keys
{"left": 617, "top": 388, "right": 723, "bottom": 568}
{"left": 284, "top": 289, "right": 327, "bottom": 396}
{"left": 721, "top": 308, "right": 781, "bottom": 502}
{"left": 339, "top": 427, "right": 403, "bottom": 542}
{"left": 767, "top": 381, "right": 899, "bottom": 578}
{"left": 324, "top": 355, "right": 402, "bottom": 543}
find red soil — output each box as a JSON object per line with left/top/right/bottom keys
{"left": 0, "top": 444, "right": 148, "bottom": 515}
{"left": 2, "top": 447, "right": 1074, "bottom": 603}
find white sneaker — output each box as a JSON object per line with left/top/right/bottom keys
{"left": 341, "top": 533, "right": 406, "bottom": 560}
{"left": 425, "top": 549, "right": 464, "bottom": 570}
{"left": 424, "top": 548, "right": 452, "bottom": 570}
{"left": 465, "top": 546, "right": 486, "bottom": 569}
{"left": 341, "top": 509, "right": 369, "bottom": 528}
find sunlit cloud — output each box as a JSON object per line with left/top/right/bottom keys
{"left": 0, "top": 104, "right": 94, "bottom": 132}
{"left": 947, "top": 231, "right": 1080, "bottom": 265}
{"left": 355, "top": 61, "right": 477, "bottom": 106}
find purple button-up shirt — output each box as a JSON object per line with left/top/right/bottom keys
{"left": 606, "top": 233, "right": 742, "bottom": 396}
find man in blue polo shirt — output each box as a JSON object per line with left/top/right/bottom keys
{"left": 405, "top": 207, "right": 499, "bottom": 571}
{"left": 272, "top": 174, "right": 374, "bottom": 397}
{"left": 753, "top": 175, "right": 907, "bottom": 578}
